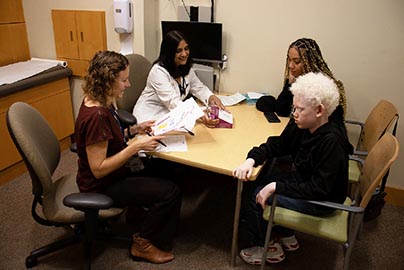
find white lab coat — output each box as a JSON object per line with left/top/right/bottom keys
{"left": 133, "top": 64, "right": 213, "bottom": 122}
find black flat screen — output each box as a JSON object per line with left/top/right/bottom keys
{"left": 161, "top": 21, "right": 222, "bottom": 62}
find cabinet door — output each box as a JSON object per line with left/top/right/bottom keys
{"left": 52, "top": 10, "right": 79, "bottom": 59}
{"left": 0, "top": 0, "right": 24, "bottom": 23}
{"left": 76, "top": 11, "right": 107, "bottom": 61}
{"left": 0, "top": 23, "right": 30, "bottom": 66}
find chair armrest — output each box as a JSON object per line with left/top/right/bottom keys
{"left": 116, "top": 109, "right": 137, "bottom": 126}
{"left": 349, "top": 155, "right": 365, "bottom": 166}
{"left": 63, "top": 192, "right": 113, "bottom": 210}
{"left": 305, "top": 199, "right": 364, "bottom": 214}
{"left": 345, "top": 119, "right": 365, "bottom": 150}
{"left": 344, "top": 119, "right": 364, "bottom": 128}
{"left": 70, "top": 142, "right": 77, "bottom": 153}
{"left": 353, "top": 150, "right": 368, "bottom": 157}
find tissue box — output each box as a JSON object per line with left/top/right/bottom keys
{"left": 210, "top": 106, "right": 233, "bottom": 128}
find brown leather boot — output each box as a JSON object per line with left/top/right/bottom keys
{"left": 131, "top": 234, "right": 174, "bottom": 264}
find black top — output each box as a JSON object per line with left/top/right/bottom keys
{"left": 247, "top": 120, "right": 352, "bottom": 203}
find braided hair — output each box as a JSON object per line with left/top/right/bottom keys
{"left": 284, "top": 38, "right": 347, "bottom": 116}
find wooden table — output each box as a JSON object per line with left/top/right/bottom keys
{"left": 150, "top": 103, "right": 288, "bottom": 266}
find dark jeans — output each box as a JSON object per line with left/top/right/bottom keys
{"left": 101, "top": 171, "right": 182, "bottom": 248}
{"left": 243, "top": 159, "right": 333, "bottom": 246}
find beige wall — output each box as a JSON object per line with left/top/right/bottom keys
{"left": 22, "top": 0, "right": 404, "bottom": 189}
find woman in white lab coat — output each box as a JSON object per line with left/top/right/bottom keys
{"left": 133, "top": 30, "right": 225, "bottom": 128}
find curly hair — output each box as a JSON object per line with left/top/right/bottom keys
{"left": 83, "top": 51, "right": 129, "bottom": 107}
{"left": 284, "top": 38, "right": 347, "bottom": 116}
{"left": 156, "top": 30, "right": 193, "bottom": 78}
{"left": 290, "top": 72, "right": 339, "bottom": 117}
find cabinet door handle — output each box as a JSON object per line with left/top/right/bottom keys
{"left": 70, "top": 31, "right": 73, "bottom": 41}
{"left": 80, "top": 32, "right": 84, "bottom": 42}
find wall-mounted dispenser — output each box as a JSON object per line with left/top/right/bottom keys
{"left": 114, "top": 0, "right": 133, "bottom": 34}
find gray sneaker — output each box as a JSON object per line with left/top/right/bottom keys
{"left": 240, "top": 242, "right": 285, "bottom": 265}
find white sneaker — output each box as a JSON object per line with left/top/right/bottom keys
{"left": 240, "top": 246, "right": 265, "bottom": 265}
{"left": 266, "top": 241, "right": 285, "bottom": 263}
{"left": 279, "top": 235, "right": 299, "bottom": 251}
{"left": 240, "top": 243, "right": 285, "bottom": 265}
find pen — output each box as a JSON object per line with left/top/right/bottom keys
{"left": 145, "top": 131, "right": 167, "bottom": 147}
{"left": 182, "top": 126, "right": 195, "bottom": 136}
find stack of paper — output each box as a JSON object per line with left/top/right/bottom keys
{"left": 152, "top": 98, "right": 204, "bottom": 135}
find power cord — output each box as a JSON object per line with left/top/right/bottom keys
{"left": 181, "top": 0, "right": 191, "bottom": 20}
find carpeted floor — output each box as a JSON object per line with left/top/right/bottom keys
{"left": 1, "top": 150, "right": 403, "bottom": 270}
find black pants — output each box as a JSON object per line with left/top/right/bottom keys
{"left": 101, "top": 173, "right": 182, "bottom": 248}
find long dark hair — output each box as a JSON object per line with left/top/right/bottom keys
{"left": 155, "top": 30, "right": 192, "bottom": 78}
{"left": 83, "top": 51, "right": 129, "bottom": 107}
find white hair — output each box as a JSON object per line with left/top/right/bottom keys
{"left": 290, "top": 72, "right": 339, "bottom": 116}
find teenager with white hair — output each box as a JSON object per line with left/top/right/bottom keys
{"left": 233, "top": 72, "right": 352, "bottom": 265}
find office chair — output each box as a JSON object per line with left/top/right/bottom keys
{"left": 116, "top": 53, "right": 152, "bottom": 138}
{"left": 6, "top": 102, "right": 127, "bottom": 269}
{"left": 259, "top": 133, "right": 399, "bottom": 270}
{"left": 345, "top": 100, "right": 399, "bottom": 196}
{"left": 70, "top": 53, "right": 150, "bottom": 153}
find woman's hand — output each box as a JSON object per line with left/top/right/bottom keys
{"left": 232, "top": 158, "right": 255, "bottom": 181}
{"left": 256, "top": 182, "right": 276, "bottom": 208}
{"left": 130, "top": 120, "right": 155, "bottom": 135}
{"left": 201, "top": 112, "right": 219, "bottom": 128}
{"left": 208, "top": 95, "right": 226, "bottom": 111}
{"left": 130, "top": 135, "right": 165, "bottom": 152}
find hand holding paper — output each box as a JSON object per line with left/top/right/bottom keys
{"left": 151, "top": 98, "right": 204, "bottom": 135}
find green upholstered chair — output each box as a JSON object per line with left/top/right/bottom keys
{"left": 260, "top": 133, "right": 399, "bottom": 270}
{"left": 6, "top": 102, "right": 127, "bottom": 269}
{"left": 345, "top": 100, "right": 398, "bottom": 196}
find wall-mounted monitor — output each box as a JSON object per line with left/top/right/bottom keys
{"left": 161, "top": 21, "right": 223, "bottom": 63}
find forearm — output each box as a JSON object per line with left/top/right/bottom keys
{"left": 90, "top": 146, "right": 134, "bottom": 179}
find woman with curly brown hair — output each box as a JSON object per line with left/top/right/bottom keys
{"left": 75, "top": 50, "right": 181, "bottom": 264}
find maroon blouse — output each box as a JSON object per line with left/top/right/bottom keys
{"left": 75, "top": 101, "right": 129, "bottom": 192}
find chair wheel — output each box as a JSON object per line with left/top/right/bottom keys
{"left": 26, "top": 255, "right": 38, "bottom": 268}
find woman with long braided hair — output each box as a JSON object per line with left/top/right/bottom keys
{"left": 257, "top": 38, "right": 347, "bottom": 120}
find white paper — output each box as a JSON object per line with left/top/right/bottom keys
{"left": 0, "top": 58, "right": 67, "bottom": 85}
{"left": 152, "top": 98, "right": 204, "bottom": 135}
{"left": 156, "top": 135, "right": 188, "bottom": 152}
{"left": 217, "top": 92, "right": 246, "bottom": 106}
{"left": 31, "top": 58, "right": 68, "bottom": 67}
{"left": 247, "top": 91, "right": 265, "bottom": 99}
{"left": 138, "top": 135, "right": 188, "bottom": 153}
{"left": 218, "top": 109, "right": 233, "bottom": 124}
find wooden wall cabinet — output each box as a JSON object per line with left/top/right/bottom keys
{"left": 51, "top": 10, "right": 107, "bottom": 77}
{"left": 0, "top": 0, "right": 24, "bottom": 23}
{"left": 0, "top": 0, "right": 30, "bottom": 66}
